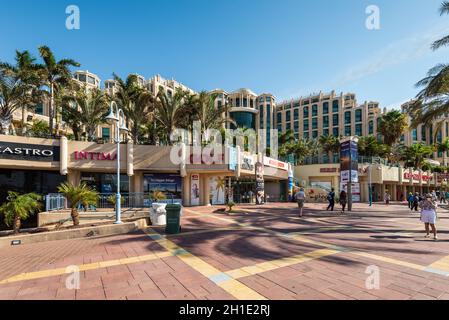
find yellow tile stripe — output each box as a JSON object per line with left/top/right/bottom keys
{"left": 0, "top": 251, "right": 172, "bottom": 285}
{"left": 428, "top": 256, "right": 449, "bottom": 272}
{"left": 144, "top": 229, "right": 267, "bottom": 300}
{"left": 225, "top": 249, "right": 340, "bottom": 279}
{"left": 351, "top": 251, "right": 426, "bottom": 271}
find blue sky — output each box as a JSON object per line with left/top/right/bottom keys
{"left": 1, "top": 0, "right": 449, "bottom": 108}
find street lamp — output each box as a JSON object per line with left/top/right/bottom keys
{"left": 106, "top": 101, "right": 129, "bottom": 224}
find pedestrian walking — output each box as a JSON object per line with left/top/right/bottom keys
{"left": 407, "top": 192, "right": 414, "bottom": 210}
{"left": 294, "top": 188, "right": 306, "bottom": 217}
{"left": 384, "top": 191, "right": 391, "bottom": 205}
{"left": 440, "top": 191, "right": 447, "bottom": 204}
{"left": 412, "top": 192, "right": 420, "bottom": 212}
{"left": 419, "top": 194, "right": 438, "bottom": 240}
{"left": 326, "top": 188, "right": 335, "bottom": 211}
{"left": 339, "top": 190, "right": 347, "bottom": 213}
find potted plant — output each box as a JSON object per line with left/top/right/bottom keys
{"left": 0, "top": 191, "right": 42, "bottom": 234}
{"left": 57, "top": 182, "right": 99, "bottom": 226}
{"left": 149, "top": 190, "right": 167, "bottom": 226}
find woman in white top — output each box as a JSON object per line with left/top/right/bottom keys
{"left": 419, "top": 194, "right": 438, "bottom": 240}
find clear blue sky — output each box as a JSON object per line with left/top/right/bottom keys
{"left": 1, "top": 0, "right": 449, "bottom": 109}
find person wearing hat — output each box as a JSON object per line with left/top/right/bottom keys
{"left": 419, "top": 193, "right": 438, "bottom": 240}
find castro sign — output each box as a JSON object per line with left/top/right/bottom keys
{"left": 0, "top": 142, "right": 60, "bottom": 162}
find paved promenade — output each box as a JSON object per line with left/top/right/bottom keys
{"left": 1, "top": 202, "right": 449, "bottom": 300}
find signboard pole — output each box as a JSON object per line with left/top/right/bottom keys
{"left": 348, "top": 150, "right": 353, "bottom": 212}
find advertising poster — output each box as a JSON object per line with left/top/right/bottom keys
{"left": 144, "top": 173, "right": 183, "bottom": 205}
{"left": 209, "top": 176, "right": 226, "bottom": 205}
{"left": 191, "top": 174, "right": 200, "bottom": 206}
{"left": 340, "top": 140, "right": 359, "bottom": 183}
{"left": 255, "top": 162, "right": 265, "bottom": 205}
{"left": 340, "top": 182, "right": 361, "bottom": 202}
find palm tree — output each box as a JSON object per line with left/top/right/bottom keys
{"left": 61, "top": 88, "right": 108, "bottom": 141}
{"left": 319, "top": 135, "right": 340, "bottom": 161}
{"left": 406, "top": 3, "right": 449, "bottom": 129}
{"left": 438, "top": 137, "right": 449, "bottom": 166}
{"left": 291, "top": 139, "right": 311, "bottom": 164}
{"left": 279, "top": 129, "right": 296, "bottom": 146}
{"left": 38, "top": 46, "right": 80, "bottom": 135}
{"left": 377, "top": 110, "right": 408, "bottom": 145}
{"left": 154, "top": 88, "right": 189, "bottom": 145}
{"left": 0, "top": 50, "right": 43, "bottom": 133}
{"left": 57, "top": 182, "right": 98, "bottom": 226}
{"left": 0, "top": 191, "right": 42, "bottom": 234}
{"left": 402, "top": 143, "right": 435, "bottom": 169}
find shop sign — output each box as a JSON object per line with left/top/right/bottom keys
{"left": 241, "top": 154, "right": 254, "bottom": 171}
{"left": 74, "top": 151, "right": 117, "bottom": 161}
{"left": 263, "top": 157, "right": 287, "bottom": 171}
{"left": 0, "top": 142, "right": 60, "bottom": 162}
{"left": 191, "top": 174, "right": 200, "bottom": 206}
{"left": 404, "top": 172, "right": 432, "bottom": 182}
{"left": 320, "top": 168, "right": 338, "bottom": 173}
{"left": 255, "top": 162, "right": 265, "bottom": 205}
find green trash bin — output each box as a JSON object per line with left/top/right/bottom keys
{"left": 165, "top": 204, "right": 182, "bottom": 234}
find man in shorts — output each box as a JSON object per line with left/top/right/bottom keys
{"left": 295, "top": 188, "right": 306, "bottom": 217}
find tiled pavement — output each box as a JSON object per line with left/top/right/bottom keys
{"left": 1, "top": 202, "right": 449, "bottom": 300}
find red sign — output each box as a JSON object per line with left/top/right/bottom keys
{"left": 264, "top": 157, "right": 287, "bottom": 171}
{"left": 320, "top": 168, "right": 338, "bottom": 173}
{"left": 74, "top": 151, "right": 117, "bottom": 161}
{"left": 404, "top": 172, "right": 432, "bottom": 182}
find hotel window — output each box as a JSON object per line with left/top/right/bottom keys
{"left": 438, "top": 130, "right": 443, "bottom": 143}
{"left": 369, "top": 121, "right": 374, "bottom": 135}
{"left": 344, "top": 111, "right": 351, "bottom": 125}
{"left": 304, "top": 119, "right": 309, "bottom": 131}
{"left": 412, "top": 129, "right": 418, "bottom": 142}
{"left": 302, "top": 100, "right": 310, "bottom": 106}
{"left": 323, "top": 116, "right": 329, "bottom": 128}
{"left": 355, "top": 110, "right": 362, "bottom": 122}
{"left": 295, "top": 133, "right": 299, "bottom": 140}
{"left": 294, "top": 121, "right": 299, "bottom": 132}
{"left": 286, "top": 111, "right": 291, "bottom": 122}
{"left": 277, "top": 113, "right": 282, "bottom": 124}
{"left": 429, "top": 127, "right": 433, "bottom": 144}
{"left": 312, "top": 118, "right": 318, "bottom": 130}
{"left": 294, "top": 103, "right": 300, "bottom": 108}
{"left": 259, "top": 97, "right": 264, "bottom": 103}
{"left": 304, "top": 106, "right": 309, "bottom": 118}
{"left": 277, "top": 124, "right": 282, "bottom": 132}
{"left": 243, "top": 98, "right": 248, "bottom": 107}
{"left": 333, "top": 127, "right": 339, "bottom": 137}
{"left": 294, "top": 109, "right": 299, "bottom": 121}
{"left": 218, "top": 100, "right": 222, "bottom": 108}
{"left": 266, "top": 97, "right": 271, "bottom": 102}
{"left": 88, "top": 76, "right": 96, "bottom": 85}
{"left": 323, "top": 102, "right": 329, "bottom": 114}
{"left": 355, "top": 124, "right": 362, "bottom": 136}
{"left": 345, "top": 126, "right": 351, "bottom": 136}
{"left": 35, "top": 103, "right": 44, "bottom": 115}
{"left": 304, "top": 132, "right": 309, "bottom": 139}
{"left": 332, "top": 100, "right": 339, "bottom": 113}
{"left": 333, "top": 114, "right": 339, "bottom": 126}
{"left": 102, "top": 127, "right": 110, "bottom": 141}
{"left": 78, "top": 74, "right": 87, "bottom": 82}
{"left": 446, "top": 122, "right": 449, "bottom": 137}
{"left": 400, "top": 134, "right": 405, "bottom": 142}
{"left": 312, "top": 131, "right": 318, "bottom": 138}
{"left": 250, "top": 99, "right": 254, "bottom": 108}
{"left": 323, "top": 154, "right": 329, "bottom": 164}
{"left": 236, "top": 98, "right": 240, "bottom": 107}
{"left": 266, "top": 105, "right": 271, "bottom": 128}
{"left": 323, "top": 128, "right": 329, "bottom": 136}
{"left": 312, "top": 105, "right": 318, "bottom": 117}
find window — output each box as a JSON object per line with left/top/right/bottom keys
{"left": 412, "top": 129, "right": 418, "bottom": 141}
{"left": 243, "top": 98, "right": 248, "bottom": 107}
{"left": 236, "top": 98, "right": 240, "bottom": 107}
{"left": 323, "top": 128, "right": 329, "bottom": 136}
{"left": 323, "top": 102, "right": 329, "bottom": 114}
{"left": 332, "top": 100, "right": 339, "bottom": 113}
{"left": 323, "top": 116, "right": 329, "bottom": 128}
{"left": 400, "top": 135, "right": 405, "bottom": 142}
{"left": 333, "top": 127, "right": 339, "bottom": 137}
{"left": 304, "top": 119, "right": 309, "bottom": 131}
{"left": 304, "top": 106, "right": 309, "bottom": 118}
{"left": 277, "top": 124, "right": 282, "bottom": 132}
{"left": 355, "top": 110, "right": 362, "bottom": 122}
{"left": 102, "top": 127, "right": 110, "bottom": 140}
{"left": 312, "top": 105, "right": 318, "bottom": 117}
{"left": 345, "top": 111, "right": 351, "bottom": 125}
{"left": 88, "top": 76, "right": 96, "bottom": 85}
{"left": 369, "top": 121, "right": 374, "bottom": 135}
{"left": 421, "top": 126, "right": 427, "bottom": 142}
{"left": 429, "top": 127, "right": 433, "bottom": 144}
{"left": 78, "top": 74, "right": 87, "bottom": 82}
{"left": 333, "top": 114, "right": 339, "bottom": 126}
{"left": 345, "top": 126, "right": 351, "bottom": 136}
{"left": 286, "top": 111, "right": 291, "bottom": 122}
{"left": 312, "top": 131, "right": 318, "bottom": 138}
{"left": 294, "top": 109, "right": 299, "bottom": 121}
{"left": 266, "top": 105, "right": 271, "bottom": 128}
{"left": 266, "top": 97, "right": 271, "bottom": 102}
{"left": 35, "top": 103, "right": 44, "bottom": 115}
{"left": 294, "top": 121, "right": 299, "bottom": 132}
{"left": 250, "top": 99, "right": 254, "bottom": 108}
{"left": 277, "top": 113, "right": 282, "bottom": 123}
{"left": 355, "top": 124, "right": 362, "bottom": 136}
{"left": 303, "top": 132, "right": 309, "bottom": 139}
{"left": 323, "top": 154, "right": 329, "bottom": 164}
{"left": 312, "top": 118, "right": 318, "bottom": 130}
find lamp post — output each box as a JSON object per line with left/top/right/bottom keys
{"left": 368, "top": 164, "right": 373, "bottom": 207}
{"left": 105, "top": 101, "right": 129, "bottom": 224}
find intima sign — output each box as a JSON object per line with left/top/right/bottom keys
{"left": 0, "top": 142, "right": 60, "bottom": 161}
{"left": 74, "top": 151, "right": 117, "bottom": 161}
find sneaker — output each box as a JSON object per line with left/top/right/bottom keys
{"left": 434, "top": 236, "right": 438, "bottom": 241}
{"left": 425, "top": 234, "right": 430, "bottom": 238}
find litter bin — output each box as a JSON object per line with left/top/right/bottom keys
{"left": 165, "top": 204, "right": 182, "bottom": 234}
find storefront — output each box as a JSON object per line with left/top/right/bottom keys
{"left": 80, "top": 172, "right": 130, "bottom": 193}
{"left": 143, "top": 173, "right": 182, "bottom": 204}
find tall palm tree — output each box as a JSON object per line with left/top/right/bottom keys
{"left": 358, "top": 135, "right": 383, "bottom": 157}
{"left": 438, "top": 137, "right": 449, "bottom": 166}
{"left": 402, "top": 143, "right": 435, "bottom": 169}
{"left": 0, "top": 191, "right": 42, "bottom": 234}
{"left": 319, "top": 135, "right": 340, "bottom": 160}
{"left": 291, "top": 139, "right": 311, "bottom": 164}
{"left": 58, "top": 182, "right": 98, "bottom": 226}
{"left": 0, "top": 50, "right": 43, "bottom": 132}
{"left": 38, "top": 46, "right": 80, "bottom": 135}
{"left": 377, "top": 110, "right": 408, "bottom": 145}
{"left": 279, "top": 129, "right": 296, "bottom": 146}
{"left": 154, "top": 88, "right": 189, "bottom": 145}
{"left": 61, "top": 88, "right": 108, "bottom": 141}
{"left": 406, "top": 3, "right": 449, "bottom": 129}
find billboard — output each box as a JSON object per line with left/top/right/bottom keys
{"left": 340, "top": 140, "right": 359, "bottom": 183}
{"left": 209, "top": 176, "right": 226, "bottom": 205}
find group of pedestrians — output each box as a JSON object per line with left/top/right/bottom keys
{"left": 325, "top": 188, "right": 348, "bottom": 213}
